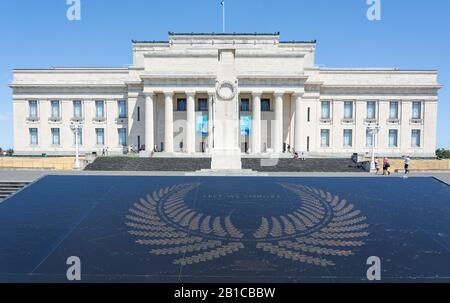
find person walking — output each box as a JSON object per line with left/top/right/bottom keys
{"left": 374, "top": 158, "right": 380, "bottom": 174}
{"left": 403, "top": 155, "right": 411, "bottom": 178}
{"left": 383, "top": 157, "right": 391, "bottom": 175}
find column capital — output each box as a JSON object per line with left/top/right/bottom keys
{"left": 252, "top": 92, "right": 263, "bottom": 98}
{"left": 163, "top": 91, "right": 174, "bottom": 98}
{"left": 273, "top": 92, "right": 284, "bottom": 98}
{"left": 185, "top": 91, "right": 196, "bottom": 98}
{"left": 143, "top": 92, "right": 154, "bottom": 98}
{"left": 292, "top": 92, "right": 304, "bottom": 99}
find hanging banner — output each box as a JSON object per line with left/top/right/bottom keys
{"left": 240, "top": 115, "right": 252, "bottom": 136}
{"left": 196, "top": 115, "right": 208, "bottom": 136}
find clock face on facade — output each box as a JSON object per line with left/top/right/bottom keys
{"left": 216, "top": 81, "right": 237, "bottom": 101}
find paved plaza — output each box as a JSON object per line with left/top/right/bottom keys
{"left": 0, "top": 173, "right": 449, "bottom": 282}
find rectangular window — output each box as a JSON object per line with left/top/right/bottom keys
{"left": 177, "top": 99, "right": 187, "bottom": 112}
{"left": 51, "top": 100, "right": 60, "bottom": 118}
{"left": 411, "top": 130, "right": 421, "bottom": 147}
{"left": 412, "top": 101, "right": 422, "bottom": 119}
{"left": 51, "top": 128, "right": 60, "bottom": 145}
{"left": 118, "top": 128, "right": 127, "bottom": 146}
{"left": 389, "top": 129, "right": 398, "bottom": 147}
{"left": 29, "top": 101, "right": 38, "bottom": 118}
{"left": 367, "top": 101, "right": 376, "bottom": 119}
{"left": 366, "top": 129, "right": 374, "bottom": 147}
{"left": 307, "top": 107, "right": 311, "bottom": 122}
{"left": 240, "top": 99, "right": 250, "bottom": 112}
{"left": 198, "top": 99, "right": 208, "bottom": 111}
{"left": 29, "top": 128, "right": 38, "bottom": 145}
{"left": 321, "top": 101, "right": 330, "bottom": 119}
{"left": 137, "top": 106, "right": 141, "bottom": 121}
{"left": 73, "top": 100, "right": 82, "bottom": 118}
{"left": 344, "top": 101, "right": 353, "bottom": 119}
{"left": 261, "top": 99, "right": 271, "bottom": 111}
{"left": 118, "top": 100, "right": 127, "bottom": 118}
{"left": 73, "top": 129, "right": 83, "bottom": 146}
{"left": 95, "top": 100, "right": 105, "bottom": 118}
{"left": 320, "top": 129, "right": 330, "bottom": 147}
{"left": 96, "top": 128, "right": 105, "bottom": 146}
{"left": 389, "top": 101, "right": 399, "bottom": 119}
{"left": 343, "top": 129, "right": 353, "bottom": 147}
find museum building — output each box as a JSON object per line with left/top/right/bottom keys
{"left": 10, "top": 32, "right": 441, "bottom": 158}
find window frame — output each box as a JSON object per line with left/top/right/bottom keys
{"left": 343, "top": 129, "right": 353, "bottom": 148}
{"left": 411, "top": 129, "right": 421, "bottom": 148}
{"left": 29, "top": 128, "right": 38, "bottom": 145}
{"left": 177, "top": 98, "right": 187, "bottom": 112}
{"left": 321, "top": 101, "right": 331, "bottom": 119}
{"left": 388, "top": 129, "right": 399, "bottom": 148}
{"left": 261, "top": 99, "right": 271, "bottom": 112}
{"left": 51, "top": 128, "right": 60, "bottom": 146}
{"left": 73, "top": 100, "right": 83, "bottom": 118}
{"left": 197, "top": 98, "right": 208, "bottom": 112}
{"left": 117, "top": 100, "right": 128, "bottom": 119}
{"left": 118, "top": 128, "right": 127, "bottom": 146}
{"left": 320, "top": 129, "right": 330, "bottom": 148}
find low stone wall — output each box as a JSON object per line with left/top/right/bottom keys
{"left": 369, "top": 158, "right": 450, "bottom": 172}
{"left": 0, "top": 157, "right": 80, "bottom": 171}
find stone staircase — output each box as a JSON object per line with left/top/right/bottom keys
{"left": 0, "top": 181, "right": 30, "bottom": 202}
{"left": 85, "top": 157, "right": 212, "bottom": 172}
{"left": 85, "top": 157, "right": 367, "bottom": 173}
{"left": 242, "top": 158, "right": 367, "bottom": 172}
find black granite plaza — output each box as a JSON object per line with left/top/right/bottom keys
{"left": 0, "top": 175, "right": 449, "bottom": 283}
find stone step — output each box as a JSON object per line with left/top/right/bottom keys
{"left": 85, "top": 157, "right": 367, "bottom": 173}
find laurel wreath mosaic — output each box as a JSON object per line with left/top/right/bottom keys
{"left": 126, "top": 183, "right": 369, "bottom": 267}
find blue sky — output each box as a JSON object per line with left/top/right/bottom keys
{"left": 0, "top": 0, "right": 449, "bottom": 149}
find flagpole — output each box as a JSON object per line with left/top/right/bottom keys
{"left": 222, "top": 1, "right": 225, "bottom": 33}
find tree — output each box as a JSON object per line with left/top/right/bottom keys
{"left": 436, "top": 148, "right": 450, "bottom": 159}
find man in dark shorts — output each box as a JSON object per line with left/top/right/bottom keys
{"left": 404, "top": 155, "right": 411, "bottom": 177}
{"left": 383, "top": 157, "right": 391, "bottom": 175}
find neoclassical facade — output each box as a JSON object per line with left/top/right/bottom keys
{"left": 11, "top": 32, "right": 441, "bottom": 158}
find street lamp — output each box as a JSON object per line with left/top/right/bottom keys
{"left": 367, "top": 123, "right": 380, "bottom": 172}
{"left": 70, "top": 122, "right": 84, "bottom": 170}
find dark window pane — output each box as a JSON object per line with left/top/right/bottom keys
{"left": 240, "top": 99, "right": 250, "bottom": 112}
{"left": 177, "top": 99, "right": 187, "bottom": 111}
{"left": 261, "top": 99, "right": 270, "bottom": 111}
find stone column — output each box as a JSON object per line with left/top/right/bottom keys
{"left": 274, "top": 92, "right": 284, "bottom": 153}
{"left": 186, "top": 92, "right": 196, "bottom": 153}
{"left": 252, "top": 92, "right": 262, "bottom": 154}
{"left": 294, "top": 93, "right": 303, "bottom": 152}
{"left": 208, "top": 93, "right": 214, "bottom": 152}
{"left": 145, "top": 92, "right": 154, "bottom": 152}
{"left": 164, "top": 92, "right": 174, "bottom": 153}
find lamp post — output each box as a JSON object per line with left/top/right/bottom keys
{"left": 367, "top": 123, "right": 380, "bottom": 172}
{"left": 70, "top": 122, "right": 83, "bottom": 170}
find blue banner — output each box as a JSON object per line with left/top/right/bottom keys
{"left": 240, "top": 115, "right": 252, "bottom": 136}
{"left": 196, "top": 115, "right": 208, "bottom": 136}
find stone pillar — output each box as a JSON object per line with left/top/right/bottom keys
{"left": 294, "top": 93, "right": 303, "bottom": 152}
{"left": 145, "top": 92, "right": 154, "bottom": 152}
{"left": 252, "top": 92, "right": 262, "bottom": 154}
{"left": 208, "top": 93, "right": 214, "bottom": 152}
{"left": 164, "top": 92, "right": 174, "bottom": 153}
{"left": 274, "top": 92, "right": 284, "bottom": 153}
{"left": 186, "top": 92, "right": 196, "bottom": 153}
